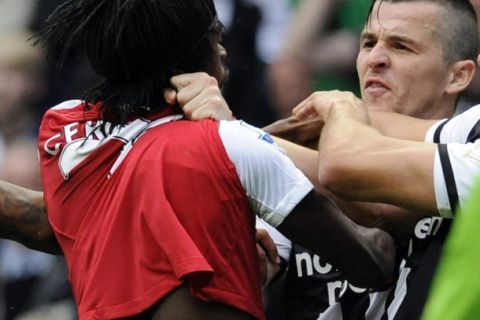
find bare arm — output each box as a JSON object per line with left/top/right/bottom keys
{"left": 169, "top": 76, "right": 398, "bottom": 285}
{"left": 0, "top": 180, "right": 61, "bottom": 254}
{"left": 268, "top": 137, "right": 422, "bottom": 239}
{"left": 277, "top": 190, "right": 395, "bottom": 288}
{"left": 322, "top": 110, "right": 437, "bottom": 214}
{"left": 263, "top": 111, "right": 439, "bottom": 145}
{"left": 370, "top": 111, "right": 440, "bottom": 141}
{"left": 293, "top": 91, "right": 438, "bottom": 214}
{"left": 267, "top": 108, "right": 440, "bottom": 214}
{"left": 333, "top": 200, "right": 423, "bottom": 241}
{"left": 262, "top": 111, "right": 438, "bottom": 228}
{"left": 319, "top": 122, "right": 436, "bottom": 212}
{"left": 168, "top": 74, "right": 440, "bottom": 218}
{"left": 273, "top": 137, "right": 319, "bottom": 187}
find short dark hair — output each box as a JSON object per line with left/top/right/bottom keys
{"left": 367, "top": 0, "right": 479, "bottom": 63}
{"left": 36, "top": 0, "right": 217, "bottom": 126}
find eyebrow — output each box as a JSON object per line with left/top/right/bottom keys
{"left": 360, "top": 31, "right": 419, "bottom": 47}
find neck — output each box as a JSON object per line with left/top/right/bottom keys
{"left": 414, "top": 96, "right": 457, "bottom": 120}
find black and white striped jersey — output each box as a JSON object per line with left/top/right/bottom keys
{"left": 426, "top": 105, "right": 480, "bottom": 217}
{"left": 281, "top": 105, "right": 480, "bottom": 320}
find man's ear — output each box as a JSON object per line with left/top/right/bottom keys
{"left": 445, "top": 60, "right": 476, "bottom": 94}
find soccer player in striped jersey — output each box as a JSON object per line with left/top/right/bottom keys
{"left": 284, "top": 1, "right": 480, "bottom": 318}
{"left": 171, "top": 0, "right": 480, "bottom": 319}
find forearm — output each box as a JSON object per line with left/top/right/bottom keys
{"left": 273, "top": 137, "right": 320, "bottom": 189}
{"left": 369, "top": 111, "right": 439, "bottom": 141}
{"left": 336, "top": 199, "right": 424, "bottom": 241}
{"left": 0, "top": 181, "right": 61, "bottom": 254}
{"left": 262, "top": 111, "right": 438, "bottom": 149}
{"left": 277, "top": 190, "right": 395, "bottom": 288}
{"left": 318, "top": 107, "right": 438, "bottom": 213}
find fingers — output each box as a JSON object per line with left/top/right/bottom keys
{"left": 292, "top": 93, "right": 322, "bottom": 120}
{"left": 292, "top": 99, "right": 315, "bottom": 120}
{"left": 164, "top": 73, "right": 202, "bottom": 107}
{"left": 265, "top": 259, "right": 282, "bottom": 287}
{"left": 256, "top": 228, "right": 281, "bottom": 264}
{"left": 257, "top": 243, "right": 268, "bottom": 285}
{"left": 256, "top": 242, "right": 283, "bottom": 287}
{"left": 163, "top": 89, "right": 177, "bottom": 105}
{"left": 292, "top": 90, "right": 362, "bottom": 121}
{"left": 182, "top": 86, "right": 221, "bottom": 118}
{"left": 169, "top": 72, "right": 234, "bottom": 121}
{"left": 170, "top": 72, "right": 206, "bottom": 90}
{"left": 170, "top": 72, "right": 215, "bottom": 109}
{"left": 181, "top": 87, "right": 233, "bottom": 120}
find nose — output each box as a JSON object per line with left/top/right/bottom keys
{"left": 366, "top": 44, "right": 390, "bottom": 71}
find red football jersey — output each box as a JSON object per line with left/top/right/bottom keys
{"left": 38, "top": 101, "right": 264, "bottom": 319}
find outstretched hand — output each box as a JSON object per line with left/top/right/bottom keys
{"left": 264, "top": 90, "right": 364, "bottom": 148}
{"left": 166, "top": 72, "right": 234, "bottom": 121}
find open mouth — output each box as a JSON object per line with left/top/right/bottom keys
{"left": 365, "top": 78, "right": 390, "bottom": 95}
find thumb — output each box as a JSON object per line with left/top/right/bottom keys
{"left": 163, "top": 89, "right": 177, "bottom": 105}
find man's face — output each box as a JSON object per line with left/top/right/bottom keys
{"left": 357, "top": 1, "right": 453, "bottom": 118}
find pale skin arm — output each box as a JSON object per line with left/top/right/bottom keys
{"left": 293, "top": 91, "right": 438, "bottom": 214}
{"left": 167, "top": 74, "right": 440, "bottom": 236}
{"left": 262, "top": 92, "right": 440, "bottom": 216}
{"left": 369, "top": 111, "right": 439, "bottom": 141}
{"left": 258, "top": 93, "right": 436, "bottom": 238}
{"left": 268, "top": 97, "right": 440, "bottom": 224}
{"left": 263, "top": 110, "right": 438, "bottom": 146}
{"left": 270, "top": 137, "right": 419, "bottom": 240}
{"left": 168, "top": 73, "right": 439, "bottom": 214}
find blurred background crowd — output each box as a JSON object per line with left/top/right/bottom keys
{"left": 0, "top": 0, "right": 479, "bottom": 319}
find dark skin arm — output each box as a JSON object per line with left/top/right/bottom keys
{"left": 262, "top": 116, "right": 323, "bottom": 150}
{"left": 0, "top": 180, "right": 61, "bottom": 255}
{"left": 277, "top": 190, "right": 395, "bottom": 288}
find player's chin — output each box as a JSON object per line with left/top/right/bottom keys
{"left": 364, "top": 97, "right": 394, "bottom": 112}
